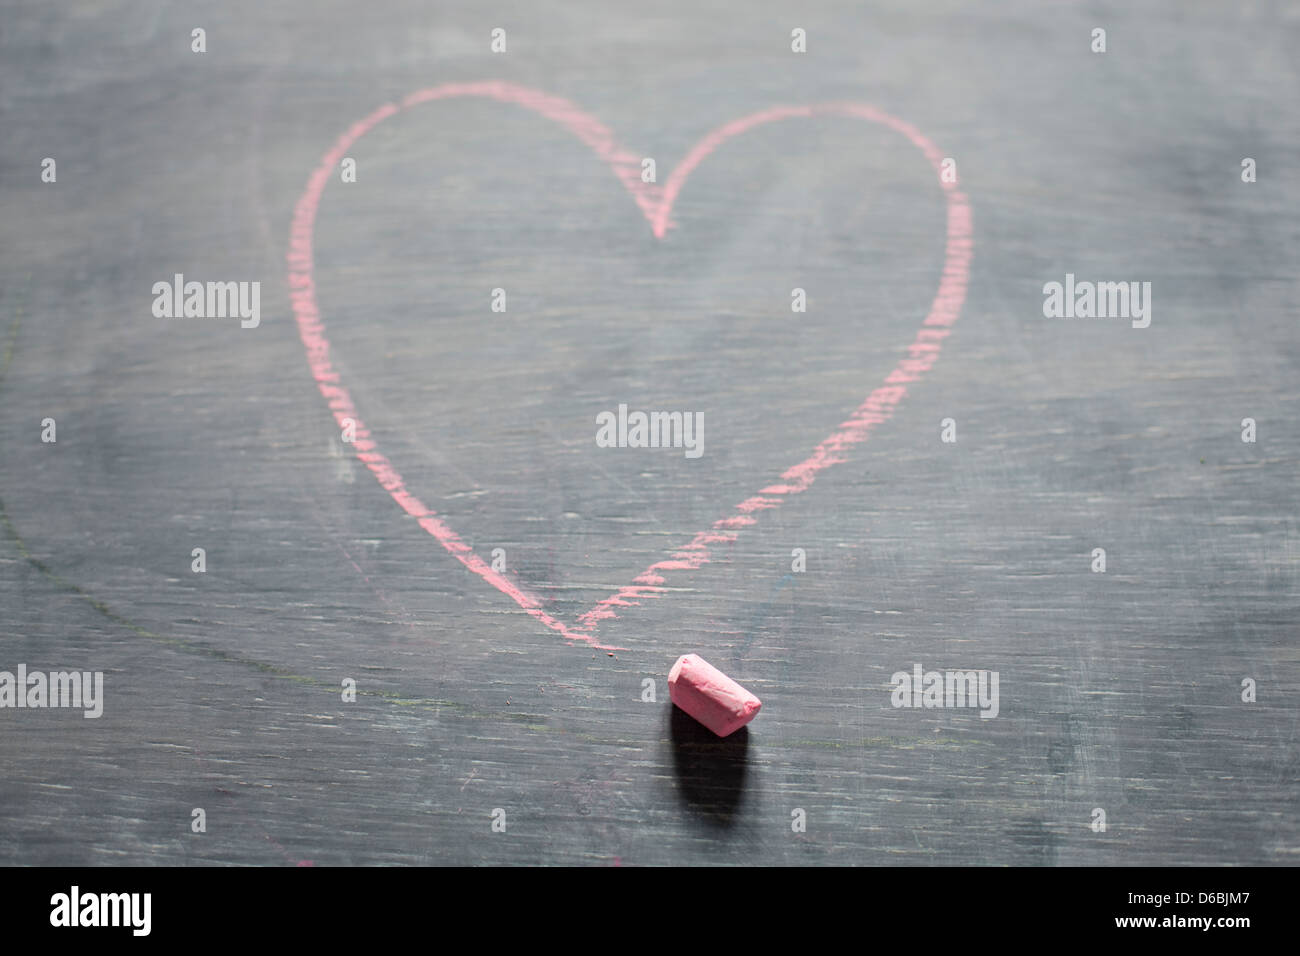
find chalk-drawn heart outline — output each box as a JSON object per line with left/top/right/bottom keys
{"left": 287, "top": 82, "right": 972, "bottom": 650}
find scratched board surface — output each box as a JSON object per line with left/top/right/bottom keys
{"left": 1, "top": 0, "right": 1297, "bottom": 866}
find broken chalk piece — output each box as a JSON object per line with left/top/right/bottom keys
{"left": 668, "top": 654, "right": 762, "bottom": 737}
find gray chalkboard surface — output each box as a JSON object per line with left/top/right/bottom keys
{"left": 1, "top": 0, "right": 1295, "bottom": 866}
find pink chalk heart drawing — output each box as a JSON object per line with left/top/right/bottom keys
{"left": 287, "top": 82, "right": 972, "bottom": 651}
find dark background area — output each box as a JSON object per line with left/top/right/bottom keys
{"left": 0, "top": 0, "right": 1296, "bottom": 865}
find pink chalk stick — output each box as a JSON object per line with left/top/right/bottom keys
{"left": 669, "top": 654, "right": 762, "bottom": 737}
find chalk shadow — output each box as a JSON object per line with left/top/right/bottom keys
{"left": 669, "top": 704, "right": 750, "bottom": 827}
